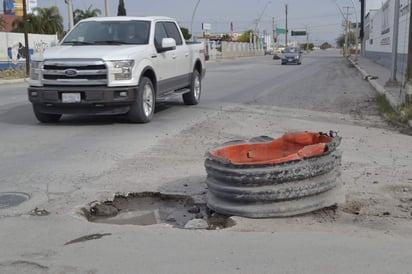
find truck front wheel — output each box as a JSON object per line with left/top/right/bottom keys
{"left": 128, "top": 77, "right": 155, "bottom": 123}
{"left": 183, "top": 70, "right": 201, "bottom": 105}
{"left": 33, "top": 105, "right": 62, "bottom": 123}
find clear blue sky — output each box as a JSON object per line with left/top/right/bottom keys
{"left": 38, "top": 0, "right": 384, "bottom": 45}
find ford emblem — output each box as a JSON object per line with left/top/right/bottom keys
{"left": 64, "top": 69, "right": 78, "bottom": 77}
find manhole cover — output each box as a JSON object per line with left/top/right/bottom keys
{"left": 83, "top": 192, "right": 235, "bottom": 230}
{"left": 0, "top": 192, "right": 30, "bottom": 209}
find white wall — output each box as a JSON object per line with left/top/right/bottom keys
{"left": 365, "top": 0, "right": 410, "bottom": 54}
{"left": 0, "top": 32, "right": 58, "bottom": 66}
{"left": 364, "top": 0, "right": 410, "bottom": 72}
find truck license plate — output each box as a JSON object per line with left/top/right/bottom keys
{"left": 62, "top": 93, "right": 81, "bottom": 103}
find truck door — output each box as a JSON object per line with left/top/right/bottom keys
{"left": 153, "top": 22, "right": 177, "bottom": 94}
{"left": 162, "top": 22, "right": 191, "bottom": 84}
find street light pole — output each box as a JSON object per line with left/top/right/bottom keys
{"left": 105, "top": 0, "right": 110, "bottom": 16}
{"left": 190, "top": 0, "right": 201, "bottom": 41}
{"left": 64, "top": 0, "right": 74, "bottom": 30}
{"left": 254, "top": 1, "right": 271, "bottom": 48}
{"left": 334, "top": 1, "right": 350, "bottom": 56}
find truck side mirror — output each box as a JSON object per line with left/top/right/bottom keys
{"left": 158, "top": 38, "right": 176, "bottom": 52}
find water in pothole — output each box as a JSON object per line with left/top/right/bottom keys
{"left": 0, "top": 192, "right": 30, "bottom": 209}
{"left": 83, "top": 192, "right": 235, "bottom": 230}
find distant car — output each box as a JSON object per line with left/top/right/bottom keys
{"left": 281, "top": 47, "right": 302, "bottom": 65}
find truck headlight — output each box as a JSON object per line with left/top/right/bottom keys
{"left": 30, "top": 61, "right": 42, "bottom": 80}
{"left": 110, "top": 60, "right": 134, "bottom": 80}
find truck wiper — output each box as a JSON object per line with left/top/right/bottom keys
{"left": 93, "top": 40, "right": 128, "bottom": 45}
{"left": 62, "top": 41, "right": 94, "bottom": 45}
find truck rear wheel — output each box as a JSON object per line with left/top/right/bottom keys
{"left": 183, "top": 70, "right": 201, "bottom": 105}
{"left": 128, "top": 77, "right": 155, "bottom": 123}
{"left": 33, "top": 105, "right": 62, "bottom": 123}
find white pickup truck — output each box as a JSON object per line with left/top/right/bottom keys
{"left": 28, "top": 16, "right": 206, "bottom": 123}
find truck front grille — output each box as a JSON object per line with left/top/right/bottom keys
{"left": 42, "top": 59, "right": 108, "bottom": 86}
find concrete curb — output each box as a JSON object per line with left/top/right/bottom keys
{"left": 348, "top": 58, "right": 400, "bottom": 110}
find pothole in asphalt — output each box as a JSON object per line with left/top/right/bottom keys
{"left": 82, "top": 192, "right": 235, "bottom": 230}
{"left": 0, "top": 192, "right": 30, "bottom": 209}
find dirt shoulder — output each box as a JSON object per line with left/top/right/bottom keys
{"left": 0, "top": 68, "right": 26, "bottom": 80}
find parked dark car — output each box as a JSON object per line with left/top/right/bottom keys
{"left": 281, "top": 47, "right": 302, "bottom": 65}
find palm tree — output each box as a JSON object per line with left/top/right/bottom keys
{"left": 12, "top": 13, "right": 41, "bottom": 33}
{"left": 73, "top": 5, "right": 102, "bottom": 25}
{"left": 34, "top": 6, "right": 64, "bottom": 34}
{"left": 12, "top": 6, "right": 63, "bottom": 35}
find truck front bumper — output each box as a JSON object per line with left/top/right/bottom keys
{"left": 28, "top": 86, "right": 138, "bottom": 115}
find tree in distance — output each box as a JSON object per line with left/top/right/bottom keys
{"left": 320, "top": 42, "right": 332, "bottom": 50}
{"left": 73, "top": 5, "right": 101, "bottom": 24}
{"left": 336, "top": 32, "right": 356, "bottom": 48}
{"left": 180, "top": 27, "right": 191, "bottom": 40}
{"left": 118, "top": 0, "right": 126, "bottom": 16}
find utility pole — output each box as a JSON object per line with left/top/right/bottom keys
{"left": 350, "top": 0, "right": 359, "bottom": 61}
{"left": 359, "top": 0, "right": 365, "bottom": 55}
{"left": 387, "top": 0, "right": 400, "bottom": 85}
{"left": 272, "top": 17, "right": 276, "bottom": 50}
{"left": 407, "top": 0, "right": 412, "bottom": 100}
{"left": 254, "top": 1, "right": 271, "bottom": 50}
{"left": 343, "top": 6, "right": 351, "bottom": 56}
{"left": 285, "top": 4, "right": 288, "bottom": 47}
{"left": 22, "top": 0, "right": 29, "bottom": 75}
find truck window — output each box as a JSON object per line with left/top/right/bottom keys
{"left": 163, "top": 22, "right": 183, "bottom": 45}
{"left": 154, "top": 21, "right": 183, "bottom": 48}
{"left": 62, "top": 20, "right": 150, "bottom": 45}
{"left": 154, "top": 22, "right": 168, "bottom": 49}
{"left": 120, "top": 21, "right": 150, "bottom": 44}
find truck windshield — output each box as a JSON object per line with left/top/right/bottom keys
{"left": 62, "top": 20, "right": 151, "bottom": 45}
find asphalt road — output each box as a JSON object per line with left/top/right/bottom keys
{"left": 0, "top": 49, "right": 381, "bottom": 205}
{"left": 1, "top": 49, "right": 411, "bottom": 274}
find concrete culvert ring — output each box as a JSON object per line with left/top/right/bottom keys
{"left": 82, "top": 192, "right": 235, "bottom": 230}
{"left": 0, "top": 192, "right": 30, "bottom": 209}
{"left": 206, "top": 169, "right": 340, "bottom": 202}
{"left": 204, "top": 132, "right": 344, "bottom": 218}
{"left": 204, "top": 145, "right": 342, "bottom": 186}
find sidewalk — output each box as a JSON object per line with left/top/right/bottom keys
{"left": 348, "top": 54, "right": 407, "bottom": 110}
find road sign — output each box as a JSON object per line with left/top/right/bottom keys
{"left": 202, "top": 23, "right": 211, "bottom": 31}
{"left": 276, "top": 28, "right": 287, "bottom": 34}
{"left": 291, "top": 31, "right": 306, "bottom": 36}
